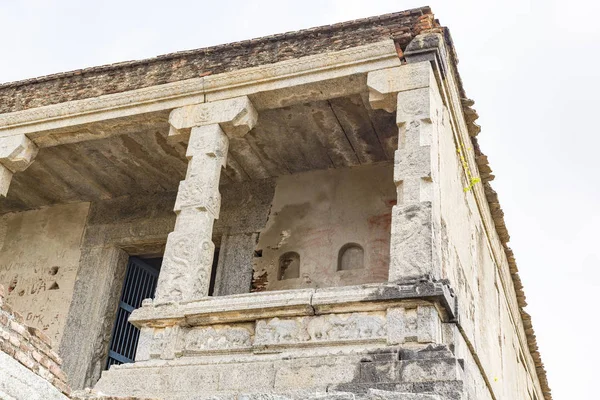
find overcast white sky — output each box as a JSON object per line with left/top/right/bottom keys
{"left": 1, "top": 1, "right": 598, "bottom": 398}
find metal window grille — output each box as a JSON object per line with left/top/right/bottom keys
{"left": 105, "top": 257, "right": 160, "bottom": 368}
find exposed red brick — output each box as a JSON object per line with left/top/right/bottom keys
{"left": 28, "top": 326, "right": 53, "bottom": 347}
{"left": 53, "top": 378, "right": 71, "bottom": 396}
{"left": 14, "top": 349, "right": 35, "bottom": 370}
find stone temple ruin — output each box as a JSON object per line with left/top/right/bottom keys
{"left": 0, "top": 6, "right": 550, "bottom": 400}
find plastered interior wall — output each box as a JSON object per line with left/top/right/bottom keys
{"left": 436, "top": 106, "right": 540, "bottom": 399}
{"left": 0, "top": 202, "right": 90, "bottom": 347}
{"left": 253, "top": 162, "right": 395, "bottom": 291}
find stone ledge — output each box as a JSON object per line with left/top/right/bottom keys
{"left": 129, "top": 279, "right": 456, "bottom": 328}
{"left": 95, "top": 346, "right": 460, "bottom": 399}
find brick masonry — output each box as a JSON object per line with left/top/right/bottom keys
{"left": 0, "top": 284, "right": 71, "bottom": 396}
{"left": 0, "top": 283, "right": 161, "bottom": 400}
{"left": 0, "top": 7, "right": 437, "bottom": 113}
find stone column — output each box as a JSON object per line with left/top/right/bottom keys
{"left": 0, "top": 134, "right": 38, "bottom": 196}
{"left": 367, "top": 62, "right": 444, "bottom": 282}
{"left": 154, "top": 96, "right": 257, "bottom": 303}
{"left": 213, "top": 232, "right": 258, "bottom": 296}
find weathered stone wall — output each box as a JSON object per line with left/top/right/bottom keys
{"left": 436, "top": 104, "right": 540, "bottom": 399}
{"left": 0, "top": 203, "right": 89, "bottom": 346}
{"left": 252, "top": 163, "right": 395, "bottom": 291}
{"left": 60, "top": 179, "right": 275, "bottom": 389}
{"left": 0, "top": 284, "right": 70, "bottom": 399}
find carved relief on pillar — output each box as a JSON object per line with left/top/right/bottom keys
{"left": 154, "top": 96, "right": 257, "bottom": 304}
{"left": 0, "top": 134, "right": 39, "bottom": 196}
{"left": 159, "top": 230, "right": 215, "bottom": 302}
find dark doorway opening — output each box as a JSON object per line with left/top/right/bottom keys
{"left": 105, "top": 256, "right": 161, "bottom": 369}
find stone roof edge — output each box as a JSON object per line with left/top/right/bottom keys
{"left": 0, "top": 6, "right": 431, "bottom": 90}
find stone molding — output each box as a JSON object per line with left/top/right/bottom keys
{"left": 134, "top": 306, "right": 442, "bottom": 362}
{"left": 129, "top": 279, "right": 456, "bottom": 329}
{"left": 0, "top": 40, "right": 399, "bottom": 139}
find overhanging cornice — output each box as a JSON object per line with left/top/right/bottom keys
{"left": 0, "top": 40, "right": 400, "bottom": 145}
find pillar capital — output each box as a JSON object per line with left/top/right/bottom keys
{"left": 403, "top": 32, "right": 449, "bottom": 78}
{"left": 168, "top": 96, "right": 257, "bottom": 140}
{"left": 0, "top": 134, "right": 39, "bottom": 196}
{"left": 366, "top": 62, "right": 436, "bottom": 113}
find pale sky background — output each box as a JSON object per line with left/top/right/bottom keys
{"left": 1, "top": 0, "right": 598, "bottom": 398}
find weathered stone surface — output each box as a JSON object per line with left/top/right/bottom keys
{"left": 252, "top": 164, "right": 395, "bottom": 292}
{"left": 0, "top": 134, "right": 38, "bottom": 172}
{"left": 169, "top": 96, "right": 257, "bottom": 139}
{"left": 0, "top": 284, "right": 71, "bottom": 398}
{"left": 60, "top": 246, "right": 129, "bottom": 390}
{"left": 71, "top": 387, "right": 160, "bottom": 399}
{"left": 0, "top": 8, "right": 550, "bottom": 400}
{"left": 0, "top": 8, "right": 430, "bottom": 114}
{"left": 255, "top": 312, "right": 386, "bottom": 346}
{"left": 213, "top": 233, "right": 258, "bottom": 296}
{"left": 367, "top": 63, "right": 435, "bottom": 112}
{"left": 0, "top": 351, "right": 69, "bottom": 400}
{"left": 387, "top": 306, "right": 441, "bottom": 345}
{"left": 389, "top": 203, "right": 433, "bottom": 281}
{"left": 0, "top": 134, "right": 38, "bottom": 196}
{"left": 130, "top": 280, "right": 456, "bottom": 329}
{"left": 0, "top": 203, "right": 89, "bottom": 347}
{"left": 155, "top": 124, "right": 228, "bottom": 303}
{"left": 183, "top": 324, "right": 253, "bottom": 353}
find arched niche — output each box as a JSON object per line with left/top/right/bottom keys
{"left": 337, "top": 243, "right": 364, "bottom": 271}
{"left": 278, "top": 251, "right": 300, "bottom": 280}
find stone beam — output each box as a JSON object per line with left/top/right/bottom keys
{"left": 367, "top": 62, "right": 444, "bottom": 282}
{"left": 0, "top": 41, "right": 399, "bottom": 146}
{"left": 154, "top": 96, "right": 257, "bottom": 304}
{"left": 0, "top": 134, "right": 39, "bottom": 196}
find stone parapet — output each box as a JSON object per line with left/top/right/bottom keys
{"left": 91, "top": 280, "right": 460, "bottom": 399}
{"left": 130, "top": 279, "right": 456, "bottom": 328}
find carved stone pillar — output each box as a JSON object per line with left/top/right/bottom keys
{"left": 368, "top": 62, "right": 444, "bottom": 282}
{"left": 0, "top": 134, "right": 38, "bottom": 196}
{"left": 154, "top": 96, "right": 257, "bottom": 303}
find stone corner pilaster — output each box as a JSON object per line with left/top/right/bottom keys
{"left": 366, "top": 62, "right": 446, "bottom": 284}
{"left": 404, "top": 32, "right": 449, "bottom": 79}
